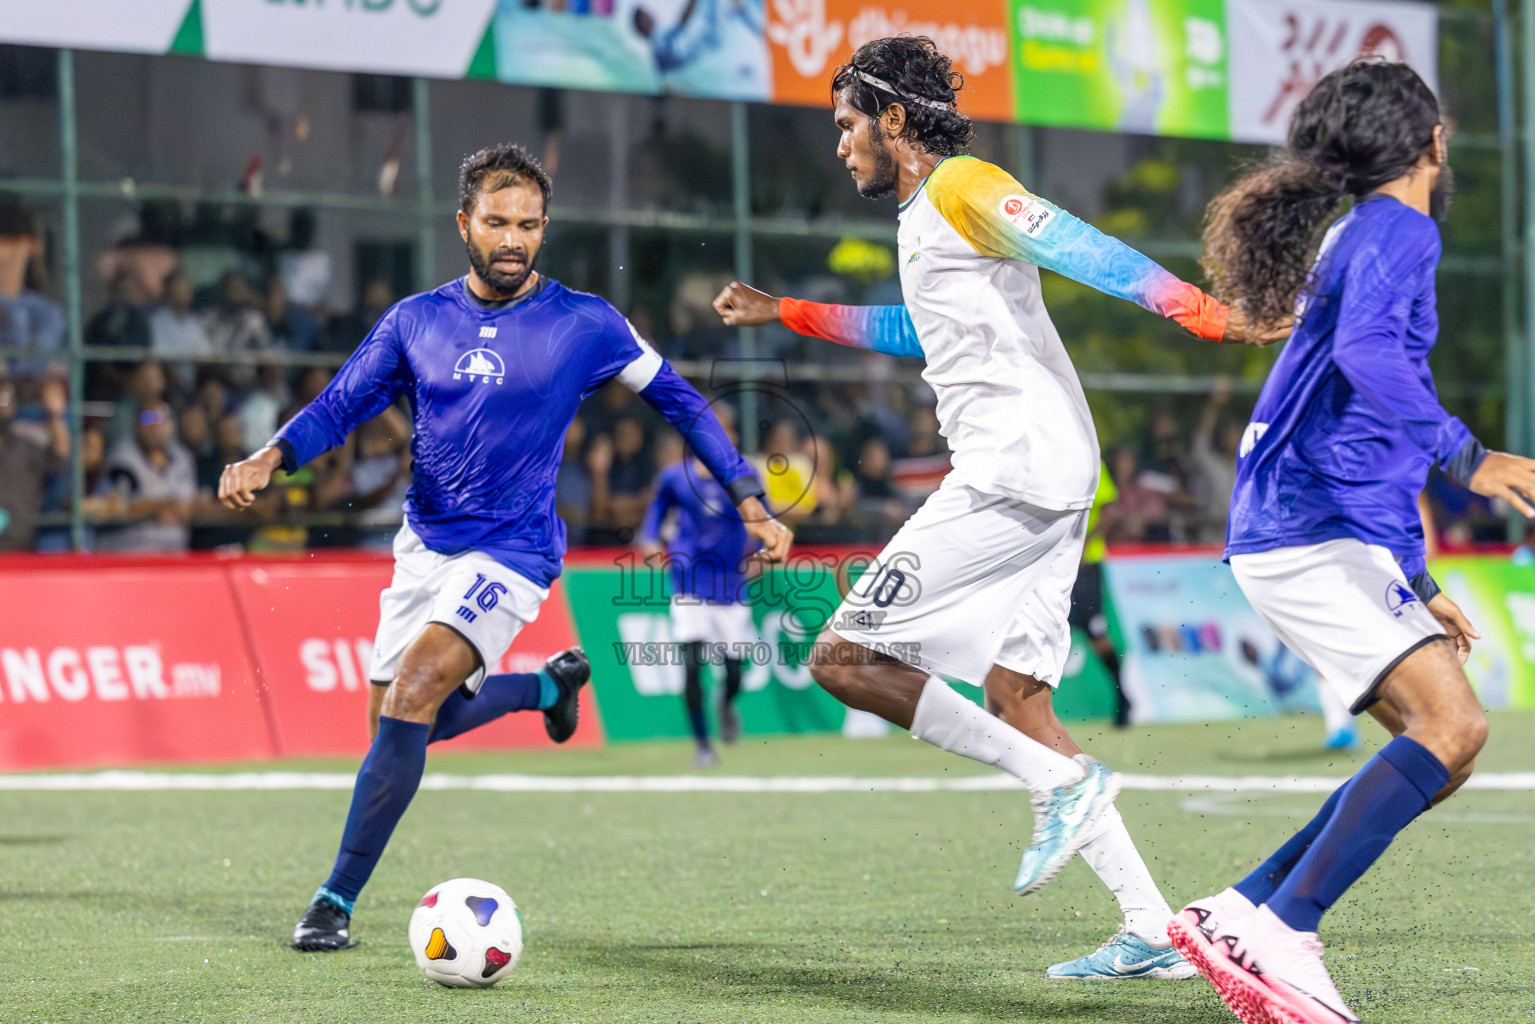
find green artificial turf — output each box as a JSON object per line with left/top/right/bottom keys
{"left": 2, "top": 713, "right": 1532, "bottom": 1023}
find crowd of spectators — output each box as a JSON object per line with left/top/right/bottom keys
{"left": 0, "top": 194, "right": 1510, "bottom": 555}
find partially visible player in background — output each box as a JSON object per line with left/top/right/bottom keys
{"left": 1168, "top": 61, "right": 1535, "bottom": 1024}
{"left": 221, "top": 143, "right": 789, "bottom": 953}
{"left": 716, "top": 35, "right": 1275, "bottom": 979}
{"left": 1069, "top": 461, "right": 1131, "bottom": 728}
{"left": 640, "top": 409, "right": 756, "bottom": 767}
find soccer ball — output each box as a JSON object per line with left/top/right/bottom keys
{"left": 408, "top": 877, "right": 524, "bottom": 988}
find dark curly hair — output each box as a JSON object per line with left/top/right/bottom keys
{"left": 831, "top": 37, "right": 974, "bottom": 157}
{"left": 458, "top": 143, "right": 553, "bottom": 215}
{"left": 1201, "top": 59, "right": 1441, "bottom": 325}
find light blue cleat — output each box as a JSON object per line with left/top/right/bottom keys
{"left": 1046, "top": 927, "right": 1198, "bottom": 980}
{"left": 1013, "top": 757, "right": 1121, "bottom": 896}
{"left": 1324, "top": 721, "right": 1361, "bottom": 750}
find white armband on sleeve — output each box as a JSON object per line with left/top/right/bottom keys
{"left": 615, "top": 323, "right": 664, "bottom": 392}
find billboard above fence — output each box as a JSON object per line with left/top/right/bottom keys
{"left": 0, "top": 0, "right": 1434, "bottom": 142}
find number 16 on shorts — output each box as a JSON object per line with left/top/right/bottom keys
{"left": 456, "top": 573, "right": 508, "bottom": 625}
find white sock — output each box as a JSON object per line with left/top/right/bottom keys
{"left": 909, "top": 676, "right": 1086, "bottom": 791}
{"left": 1078, "top": 804, "right": 1174, "bottom": 944}
{"left": 1319, "top": 685, "right": 1353, "bottom": 735}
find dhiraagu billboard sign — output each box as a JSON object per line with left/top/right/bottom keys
{"left": 1009, "top": 0, "right": 1229, "bottom": 139}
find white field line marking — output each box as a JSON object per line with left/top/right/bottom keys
{"left": 0, "top": 770, "right": 1533, "bottom": 793}
{"left": 1181, "top": 792, "right": 1535, "bottom": 824}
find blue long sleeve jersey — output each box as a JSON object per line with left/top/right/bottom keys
{"left": 273, "top": 277, "right": 763, "bottom": 588}
{"left": 1226, "top": 195, "right": 1487, "bottom": 583}
{"left": 640, "top": 461, "right": 753, "bottom": 604}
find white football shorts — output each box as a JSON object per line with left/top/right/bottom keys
{"left": 370, "top": 522, "right": 548, "bottom": 694}
{"left": 828, "top": 474, "right": 1086, "bottom": 686}
{"left": 670, "top": 597, "right": 758, "bottom": 649}
{"left": 1230, "top": 538, "right": 1447, "bottom": 714}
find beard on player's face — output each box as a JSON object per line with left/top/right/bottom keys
{"left": 857, "top": 119, "right": 899, "bottom": 200}
{"left": 466, "top": 232, "right": 540, "bottom": 296}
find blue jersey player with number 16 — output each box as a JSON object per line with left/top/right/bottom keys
{"left": 219, "top": 144, "right": 791, "bottom": 952}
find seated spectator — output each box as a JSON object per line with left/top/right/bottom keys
{"left": 265, "top": 277, "right": 321, "bottom": 351}
{"left": 86, "top": 269, "right": 152, "bottom": 351}
{"left": 556, "top": 418, "right": 592, "bottom": 544}
{"left": 653, "top": 431, "right": 686, "bottom": 471}
{"left": 201, "top": 270, "right": 270, "bottom": 357}
{"left": 278, "top": 208, "right": 332, "bottom": 313}
{"left": 903, "top": 403, "right": 944, "bottom": 458}
{"left": 582, "top": 378, "right": 646, "bottom": 440}
{"left": 849, "top": 434, "right": 905, "bottom": 534}
{"left": 94, "top": 228, "right": 178, "bottom": 309}
{"left": 213, "top": 412, "right": 248, "bottom": 470}
{"left": 347, "top": 405, "right": 412, "bottom": 522}
{"left": 178, "top": 402, "right": 220, "bottom": 494}
{"left": 326, "top": 277, "right": 395, "bottom": 353}
{"left": 891, "top": 403, "right": 950, "bottom": 500}
{"left": 589, "top": 415, "right": 653, "bottom": 535}
{"left": 97, "top": 401, "right": 196, "bottom": 553}
{"left": 1106, "top": 445, "right": 1170, "bottom": 543}
{"left": 238, "top": 363, "right": 292, "bottom": 453}
{"left": 104, "top": 360, "right": 167, "bottom": 448}
{"left": 1138, "top": 407, "right": 1197, "bottom": 539}
{"left": 75, "top": 426, "right": 124, "bottom": 521}
{"left": 0, "top": 373, "right": 68, "bottom": 552}
{"left": 195, "top": 373, "right": 232, "bottom": 428}
{"left": 0, "top": 199, "right": 67, "bottom": 374}
{"left": 802, "top": 433, "right": 853, "bottom": 525}
{"left": 1189, "top": 379, "right": 1243, "bottom": 543}
{"left": 750, "top": 418, "right": 816, "bottom": 524}
{"left": 283, "top": 367, "right": 333, "bottom": 424}
{"left": 149, "top": 268, "right": 213, "bottom": 395}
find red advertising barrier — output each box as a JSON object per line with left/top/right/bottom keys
{"left": 0, "top": 554, "right": 603, "bottom": 770}
{"left": 0, "top": 564, "right": 274, "bottom": 769}
{"left": 229, "top": 563, "right": 601, "bottom": 757}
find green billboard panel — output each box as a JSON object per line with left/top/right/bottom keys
{"left": 1010, "top": 0, "right": 1229, "bottom": 139}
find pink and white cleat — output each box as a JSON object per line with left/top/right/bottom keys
{"left": 1175, "top": 904, "right": 1360, "bottom": 1024}
{"left": 1168, "top": 887, "right": 1258, "bottom": 966}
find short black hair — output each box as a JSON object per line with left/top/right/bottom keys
{"left": 0, "top": 195, "right": 37, "bottom": 239}
{"left": 458, "top": 143, "right": 552, "bottom": 216}
{"left": 831, "top": 37, "right": 974, "bottom": 157}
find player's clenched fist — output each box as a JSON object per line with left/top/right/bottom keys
{"left": 219, "top": 445, "right": 285, "bottom": 510}
{"left": 713, "top": 282, "right": 782, "bottom": 327}
{"left": 736, "top": 495, "right": 793, "bottom": 564}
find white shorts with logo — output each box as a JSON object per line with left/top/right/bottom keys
{"left": 370, "top": 523, "right": 548, "bottom": 694}
{"left": 670, "top": 597, "right": 758, "bottom": 649}
{"left": 828, "top": 474, "right": 1087, "bottom": 686}
{"left": 1230, "top": 538, "right": 1446, "bottom": 714}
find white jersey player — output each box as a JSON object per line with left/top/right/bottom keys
{"left": 714, "top": 36, "right": 1273, "bottom": 978}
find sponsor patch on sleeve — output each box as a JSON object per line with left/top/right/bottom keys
{"left": 997, "top": 194, "right": 1054, "bottom": 238}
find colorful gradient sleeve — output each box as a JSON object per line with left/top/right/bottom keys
{"left": 779, "top": 298, "right": 923, "bottom": 358}
{"left": 926, "top": 156, "right": 1228, "bottom": 342}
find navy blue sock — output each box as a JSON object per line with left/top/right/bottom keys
{"left": 428, "top": 671, "right": 548, "bottom": 744}
{"left": 1232, "top": 781, "right": 1346, "bottom": 906}
{"left": 321, "top": 715, "right": 430, "bottom": 904}
{"left": 683, "top": 643, "right": 709, "bottom": 745}
{"left": 1266, "top": 736, "right": 1449, "bottom": 932}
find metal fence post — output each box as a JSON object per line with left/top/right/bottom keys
{"left": 730, "top": 101, "right": 757, "bottom": 453}
{"left": 413, "top": 77, "right": 436, "bottom": 293}
{"left": 57, "top": 48, "right": 85, "bottom": 551}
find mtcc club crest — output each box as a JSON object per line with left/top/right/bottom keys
{"left": 453, "top": 348, "right": 506, "bottom": 385}
{"left": 1384, "top": 579, "right": 1420, "bottom": 618}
